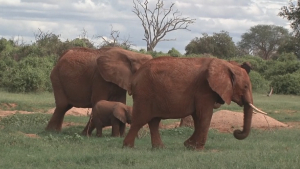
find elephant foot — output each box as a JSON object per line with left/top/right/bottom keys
{"left": 152, "top": 143, "right": 165, "bottom": 149}
{"left": 184, "top": 139, "right": 204, "bottom": 151}
{"left": 123, "top": 142, "right": 135, "bottom": 148}
{"left": 45, "top": 123, "right": 62, "bottom": 132}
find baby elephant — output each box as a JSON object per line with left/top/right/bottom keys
{"left": 82, "top": 100, "right": 132, "bottom": 137}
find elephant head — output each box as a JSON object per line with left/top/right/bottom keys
{"left": 113, "top": 103, "right": 133, "bottom": 124}
{"left": 97, "top": 48, "right": 152, "bottom": 91}
{"left": 207, "top": 59, "right": 266, "bottom": 140}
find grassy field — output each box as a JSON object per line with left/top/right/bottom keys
{"left": 0, "top": 91, "right": 300, "bottom": 168}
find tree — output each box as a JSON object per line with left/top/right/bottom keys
{"left": 238, "top": 25, "right": 289, "bottom": 60}
{"left": 98, "top": 25, "right": 134, "bottom": 50}
{"left": 133, "top": 0, "right": 195, "bottom": 51}
{"left": 277, "top": 34, "right": 300, "bottom": 59}
{"left": 279, "top": 1, "right": 300, "bottom": 37}
{"left": 185, "top": 31, "right": 236, "bottom": 59}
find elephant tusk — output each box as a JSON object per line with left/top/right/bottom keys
{"left": 249, "top": 103, "right": 268, "bottom": 115}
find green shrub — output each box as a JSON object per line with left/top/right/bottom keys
{"left": 249, "top": 71, "right": 270, "bottom": 93}
{"left": 0, "top": 56, "right": 17, "bottom": 84}
{"left": 270, "top": 72, "right": 300, "bottom": 95}
{"left": 167, "top": 48, "right": 182, "bottom": 57}
{"left": 263, "top": 60, "right": 300, "bottom": 80}
{"left": 1, "top": 56, "right": 55, "bottom": 92}
{"left": 273, "top": 52, "right": 298, "bottom": 62}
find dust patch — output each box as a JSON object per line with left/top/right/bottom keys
{"left": 47, "top": 107, "right": 91, "bottom": 116}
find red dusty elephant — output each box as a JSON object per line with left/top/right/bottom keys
{"left": 46, "top": 47, "right": 152, "bottom": 131}
{"left": 123, "top": 56, "right": 267, "bottom": 150}
{"left": 82, "top": 100, "right": 132, "bottom": 137}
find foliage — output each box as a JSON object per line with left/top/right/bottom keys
{"left": 0, "top": 56, "right": 17, "bottom": 84}
{"left": 0, "top": 90, "right": 54, "bottom": 111}
{"left": 277, "top": 35, "right": 300, "bottom": 59}
{"left": 167, "top": 47, "right": 182, "bottom": 57}
{"left": 70, "top": 38, "right": 94, "bottom": 48}
{"left": 273, "top": 52, "right": 298, "bottom": 62}
{"left": 249, "top": 71, "right": 270, "bottom": 94}
{"left": 263, "top": 60, "right": 300, "bottom": 79}
{"left": 270, "top": 72, "right": 300, "bottom": 95}
{"left": 185, "top": 31, "right": 236, "bottom": 59}
{"left": 138, "top": 49, "right": 168, "bottom": 58}
{"left": 279, "top": 1, "right": 300, "bottom": 37}
{"left": 1, "top": 56, "right": 55, "bottom": 93}
{"left": 238, "top": 25, "right": 289, "bottom": 60}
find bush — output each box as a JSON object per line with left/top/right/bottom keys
{"left": 1, "top": 56, "right": 55, "bottom": 92}
{"left": 167, "top": 48, "right": 182, "bottom": 57}
{"left": 270, "top": 73, "right": 300, "bottom": 95}
{"left": 0, "top": 56, "right": 17, "bottom": 84}
{"left": 263, "top": 60, "right": 300, "bottom": 80}
{"left": 249, "top": 71, "right": 270, "bottom": 93}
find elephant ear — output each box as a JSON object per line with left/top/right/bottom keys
{"left": 97, "top": 47, "right": 152, "bottom": 91}
{"left": 112, "top": 104, "right": 127, "bottom": 124}
{"left": 241, "top": 62, "right": 251, "bottom": 74}
{"left": 208, "top": 59, "right": 234, "bottom": 105}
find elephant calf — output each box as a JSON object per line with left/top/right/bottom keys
{"left": 82, "top": 100, "right": 132, "bottom": 137}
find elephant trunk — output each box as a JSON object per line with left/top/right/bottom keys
{"left": 233, "top": 103, "right": 253, "bottom": 140}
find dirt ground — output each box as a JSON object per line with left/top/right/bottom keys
{"left": 0, "top": 106, "right": 294, "bottom": 132}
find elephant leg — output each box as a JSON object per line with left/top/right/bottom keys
{"left": 46, "top": 104, "right": 72, "bottom": 131}
{"left": 148, "top": 117, "right": 164, "bottom": 149}
{"left": 96, "top": 127, "right": 103, "bottom": 137}
{"left": 184, "top": 107, "right": 214, "bottom": 150}
{"left": 123, "top": 102, "right": 151, "bottom": 148}
{"left": 184, "top": 113, "right": 198, "bottom": 148}
{"left": 119, "top": 122, "right": 126, "bottom": 137}
{"left": 82, "top": 117, "right": 95, "bottom": 136}
{"left": 184, "top": 100, "right": 214, "bottom": 150}
{"left": 111, "top": 122, "right": 120, "bottom": 137}
{"left": 123, "top": 123, "right": 144, "bottom": 148}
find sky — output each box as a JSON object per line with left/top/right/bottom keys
{"left": 0, "top": 0, "right": 292, "bottom": 54}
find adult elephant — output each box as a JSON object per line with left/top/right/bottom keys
{"left": 123, "top": 57, "right": 267, "bottom": 150}
{"left": 46, "top": 47, "right": 152, "bottom": 131}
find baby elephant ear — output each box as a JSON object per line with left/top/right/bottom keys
{"left": 112, "top": 104, "right": 127, "bottom": 124}
{"left": 208, "top": 59, "right": 233, "bottom": 105}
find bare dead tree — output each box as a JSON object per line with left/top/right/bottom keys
{"left": 98, "top": 25, "right": 134, "bottom": 49}
{"left": 133, "top": 0, "right": 195, "bottom": 51}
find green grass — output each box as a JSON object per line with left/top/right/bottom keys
{"left": 0, "top": 89, "right": 55, "bottom": 112}
{"left": 0, "top": 91, "right": 300, "bottom": 168}
{"left": 221, "top": 93, "right": 300, "bottom": 122}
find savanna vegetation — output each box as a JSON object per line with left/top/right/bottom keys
{"left": 0, "top": 0, "right": 300, "bottom": 168}
{"left": 1, "top": 25, "right": 300, "bottom": 95}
